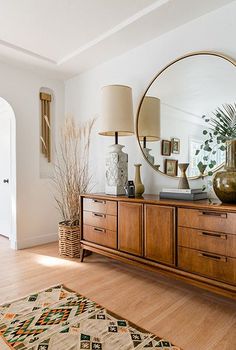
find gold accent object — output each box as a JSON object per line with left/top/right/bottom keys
{"left": 134, "top": 164, "right": 145, "bottom": 197}
{"left": 213, "top": 140, "right": 236, "bottom": 203}
{"left": 178, "top": 163, "right": 190, "bottom": 189}
{"left": 40, "top": 92, "right": 52, "bottom": 162}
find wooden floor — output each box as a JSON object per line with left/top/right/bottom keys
{"left": 0, "top": 236, "right": 235, "bottom": 349}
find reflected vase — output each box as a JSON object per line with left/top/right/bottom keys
{"left": 143, "top": 148, "right": 154, "bottom": 165}
{"left": 178, "top": 163, "right": 190, "bottom": 189}
{"left": 134, "top": 164, "right": 145, "bottom": 197}
{"left": 213, "top": 139, "right": 236, "bottom": 203}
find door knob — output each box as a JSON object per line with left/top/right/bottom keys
{"left": 3, "top": 179, "right": 9, "bottom": 184}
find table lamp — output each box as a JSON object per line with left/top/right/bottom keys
{"left": 99, "top": 85, "right": 134, "bottom": 195}
{"left": 138, "top": 96, "right": 161, "bottom": 164}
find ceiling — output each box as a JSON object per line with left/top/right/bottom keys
{"left": 0, "top": 0, "right": 233, "bottom": 80}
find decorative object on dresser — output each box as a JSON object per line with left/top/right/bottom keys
{"left": 80, "top": 193, "right": 236, "bottom": 299}
{"left": 195, "top": 104, "right": 236, "bottom": 176}
{"left": 213, "top": 138, "right": 236, "bottom": 203}
{"left": 99, "top": 85, "right": 134, "bottom": 195}
{"left": 53, "top": 117, "right": 95, "bottom": 258}
{"left": 136, "top": 51, "right": 236, "bottom": 179}
{"left": 0, "top": 285, "right": 181, "bottom": 350}
{"left": 159, "top": 188, "right": 208, "bottom": 201}
{"left": 178, "top": 163, "right": 190, "bottom": 189}
{"left": 134, "top": 163, "right": 145, "bottom": 197}
{"left": 138, "top": 96, "right": 161, "bottom": 165}
{"left": 195, "top": 103, "right": 236, "bottom": 203}
{"left": 124, "top": 180, "right": 135, "bottom": 198}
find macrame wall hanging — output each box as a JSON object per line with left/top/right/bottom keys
{"left": 40, "top": 92, "right": 51, "bottom": 162}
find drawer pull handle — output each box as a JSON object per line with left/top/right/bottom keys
{"left": 94, "top": 227, "right": 106, "bottom": 233}
{"left": 93, "top": 199, "right": 106, "bottom": 204}
{"left": 92, "top": 212, "right": 106, "bottom": 218}
{"left": 199, "top": 211, "right": 227, "bottom": 218}
{"left": 199, "top": 231, "right": 227, "bottom": 240}
{"left": 199, "top": 252, "right": 227, "bottom": 262}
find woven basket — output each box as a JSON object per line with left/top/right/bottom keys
{"left": 58, "top": 221, "right": 80, "bottom": 258}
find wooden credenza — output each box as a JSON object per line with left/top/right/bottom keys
{"left": 80, "top": 194, "right": 236, "bottom": 299}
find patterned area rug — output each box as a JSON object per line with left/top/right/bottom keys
{"left": 0, "top": 285, "right": 181, "bottom": 349}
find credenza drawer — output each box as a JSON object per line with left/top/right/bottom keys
{"left": 83, "top": 198, "right": 117, "bottom": 216}
{"left": 178, "top": 208, "right": 236, "bottom": 234}
{"left": 178, "top": 227, "right": 236, "bottom": 258}
{"left": 83, "top": 211, "right": 117, "bottom": 231}
{"left": 83, "top": 224, "right": 117, "bottom": 249}
{"left": 178, "top": 247, "right": 236, "bottom": 285}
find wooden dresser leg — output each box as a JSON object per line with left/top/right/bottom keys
{"left": 80, "top": 248, "right": 85, "bottom": 262}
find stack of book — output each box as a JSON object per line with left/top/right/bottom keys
{"left": 160, "top": 188, "right": 208, "bottom": 201}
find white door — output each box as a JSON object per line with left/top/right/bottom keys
{"left": 0, "top": 111, "right": 11, "bottom": 237}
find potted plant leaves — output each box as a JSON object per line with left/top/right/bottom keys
{"left": 196, "top": 103, "right": 236, "bottom": 202}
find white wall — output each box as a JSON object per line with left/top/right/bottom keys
{"left": 65, "top": 2, "right": 236, "bottom": 196}
{"left": 0, "top": 62, "right": 64, "bottom": 249}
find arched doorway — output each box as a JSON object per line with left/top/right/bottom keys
{"left": 0, "top": 97, "right": 16, "bottom": 247}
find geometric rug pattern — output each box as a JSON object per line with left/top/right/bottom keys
{"left": 0, "top": 285, "right": 181, "bottom": 349}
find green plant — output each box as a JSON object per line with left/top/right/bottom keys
{"left": 196, "top": 103, "right": 236, "bottom": 176}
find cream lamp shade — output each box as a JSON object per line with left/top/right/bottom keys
{"left": 138, "top": 96, "right": 161, "bottom": 141}
{"left": 99, "top": 85, "right": 134, "bottom": 136}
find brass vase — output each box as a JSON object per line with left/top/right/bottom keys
{"left": 213, "top": 139, "right": 236, "bottom": 203}
{"left": 178, "top": 163, "right": 190, "bottom": 189}
{"left": 134, "top": 164, "right": 145, "bottom": 197}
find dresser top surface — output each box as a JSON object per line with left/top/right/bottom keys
{"left": 81, "top": 193, "right": 236, "bottom": 212}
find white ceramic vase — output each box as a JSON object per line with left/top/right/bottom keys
{"left": 105, "top": 144, "right": 128, "bottom": 195}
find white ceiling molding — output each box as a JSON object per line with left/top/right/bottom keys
{"left": 0, "top": 0, "right": 233, "bottom": 79}
{"left": 0, "top": 39, "right": 56, "bottom": 64}
{"left": 58, "top": 0, "right": 169, "bottom": 65}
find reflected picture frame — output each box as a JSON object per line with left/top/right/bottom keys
{"left": 161, "top": 140, "right": 171, "bottom": 156}
{"left": 165, "top": 159, "right": 178, "bottom": 176}
{"left": 171, "top": 138, "right": 180, "bottom": 154}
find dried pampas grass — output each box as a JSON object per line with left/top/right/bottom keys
{"left": 53, "top": 117, "right": 95, "bottom": 225}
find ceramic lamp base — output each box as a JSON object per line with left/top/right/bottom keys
{"left": 105, "top": 144, "right": 128, "bottom": 195}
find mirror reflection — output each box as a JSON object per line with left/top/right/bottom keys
{"left": 137, "top": 53, "right": 236, "bottom": 178}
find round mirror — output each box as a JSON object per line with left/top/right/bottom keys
{"left": 136, "top": 52, "right": 236, "bottom": 178}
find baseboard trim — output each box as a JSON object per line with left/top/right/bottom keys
{"left": 16, "top": 233, "right": 58, "bottom": 249}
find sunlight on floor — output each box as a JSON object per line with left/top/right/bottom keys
{"left": 35, "top": 254, "right": 83, "bottom": 268}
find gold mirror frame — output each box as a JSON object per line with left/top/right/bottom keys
{"left": 136, "top": 51, "right": 236, "bottom": 179}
